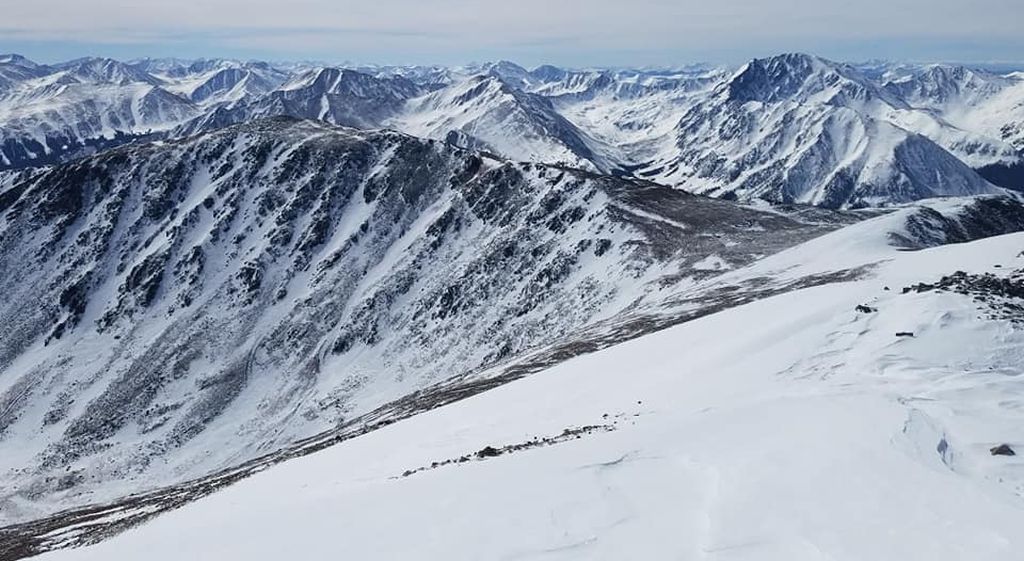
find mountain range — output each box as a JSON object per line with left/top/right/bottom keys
{"left": 2, "top": 53, "right": 1023, "bottom": 208}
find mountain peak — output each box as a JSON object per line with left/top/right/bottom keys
{"left": 883, "top": 63, "right": 1010, "bottom": 106}
{"left": 726, "top": 52, "right": 888, "bottom": 105}
{"left": 484, "top": 60, "right": 536, "bottom": 88}
{"left": 529, "top": 64, "right": 569, "bottom": 83}
{"left": 64, "top": 56, "right": 160, "bottom": 85}
{"left": 488, "top": 60, "right": 529, "bottom": 74}
{"left": 0, "top": 53, "right": 40, "bottom": 68}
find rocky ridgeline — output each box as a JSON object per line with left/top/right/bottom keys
{"left": 904, "top": 267, "right": 1024, "bottom": 324}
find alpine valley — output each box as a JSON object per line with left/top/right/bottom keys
{"left": 1, "top": 50, "right": 1024, "bottom": 561}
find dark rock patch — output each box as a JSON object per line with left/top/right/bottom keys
{"left": 990, "top": 444, "right": 1016, "bottom": 456}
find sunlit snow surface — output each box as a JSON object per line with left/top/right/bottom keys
{"left": 41, "top": 227, "right": 1024, "bottom": 561}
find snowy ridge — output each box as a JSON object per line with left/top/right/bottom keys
{"left": 0, "top": 56, "right": 197, "bottom": 169}
{"left": 389, "top": 74, "right": 606, "bottom": 171}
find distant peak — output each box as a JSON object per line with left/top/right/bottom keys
{"left": 530, "top": 64, "right": 568, "bottom": 82}
{"left": 726, "top": 52, "right": 873, "bottom": 104}
{"left": 64, "top": 57, "right": 158, "bottom": 85}
{"left": 485, "top": 60, "right": 534, "bottom": 85}
{"left": 0, "top": 53, "right": 38, "bottom": 68}
{"left": 490, "top": 60, "right": 528, "bottom": 72}
{"left": 746, "top": 52, "right": 836, "bottom": 74}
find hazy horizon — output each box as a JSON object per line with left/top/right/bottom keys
{"left": 2, "top": 0, "right": 1022, "bottom": 68}
{"left": 5, "top": 50, "right": 1024, "bottom": 74}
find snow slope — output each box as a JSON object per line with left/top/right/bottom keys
{"left": 36, "top": 214, "right": 1024, "bottom": 561}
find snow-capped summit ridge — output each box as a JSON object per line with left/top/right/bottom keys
{"left": 725, "top": 52, "right": 906, "bottom": 108}
{"left": 57, "top": 57, "right": 162, "bottom": 86}
{"left": 0, "top": 53, "right": 41, "bottom": 68}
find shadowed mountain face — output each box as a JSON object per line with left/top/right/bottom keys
{"left": 0, "top": 117, "right": 862, "bottom": 522}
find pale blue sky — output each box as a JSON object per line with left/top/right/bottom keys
{"left": 2, "top": 0, "right": 1023, "bottom": 66}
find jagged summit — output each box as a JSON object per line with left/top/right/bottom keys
{"left": 884, "top": 63, "right": 1011, "bottom": 106}
{"left": 725, "top": 52, "right": 905, "bottom": 107}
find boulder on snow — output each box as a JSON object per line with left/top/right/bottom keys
{"left": 476, "top": 446, "right": 501, "bottom": 458}
{"left": 855, "top": 304, "right": 877, "bottom": 313}
{"left": 991, "top": 444, "right": 1016, "bottom": 456}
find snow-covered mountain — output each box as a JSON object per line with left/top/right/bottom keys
{"left": 177, "top": 67, "right": 609, "bottom": 171}
{"left": 885, "top": 64, "right": 1011, "bottom": 109}
{"left": 0, "top": 116, "right": 875, "bottom": 525}
{"left": 389, "top": 74, "right": 607, "bottom": 170}
{"left": 620, "top": 54, "right": 1007, "bottom": 207}
{"left": 156, "top": 60, "right": 290, "bottom": 108}
{"left": 883, "top": 65, "right": 1024, "bottom": 188}
{"left": 6, "top": 186, "right": 1024, "bottom": 559}
{"left": 0, "top": 56, "right": 197, "bottom": 170}
{"left": 349, "top": 63, "right": 457, "bottom": 90}
{"left": 38, "top": 58, "right": 161, "bottom": 88}
{"left": 0, "top": 54, "right": 51, "bottom": 91}
{"left": 175, "top": 67, "right": 421, "bottom": 136}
